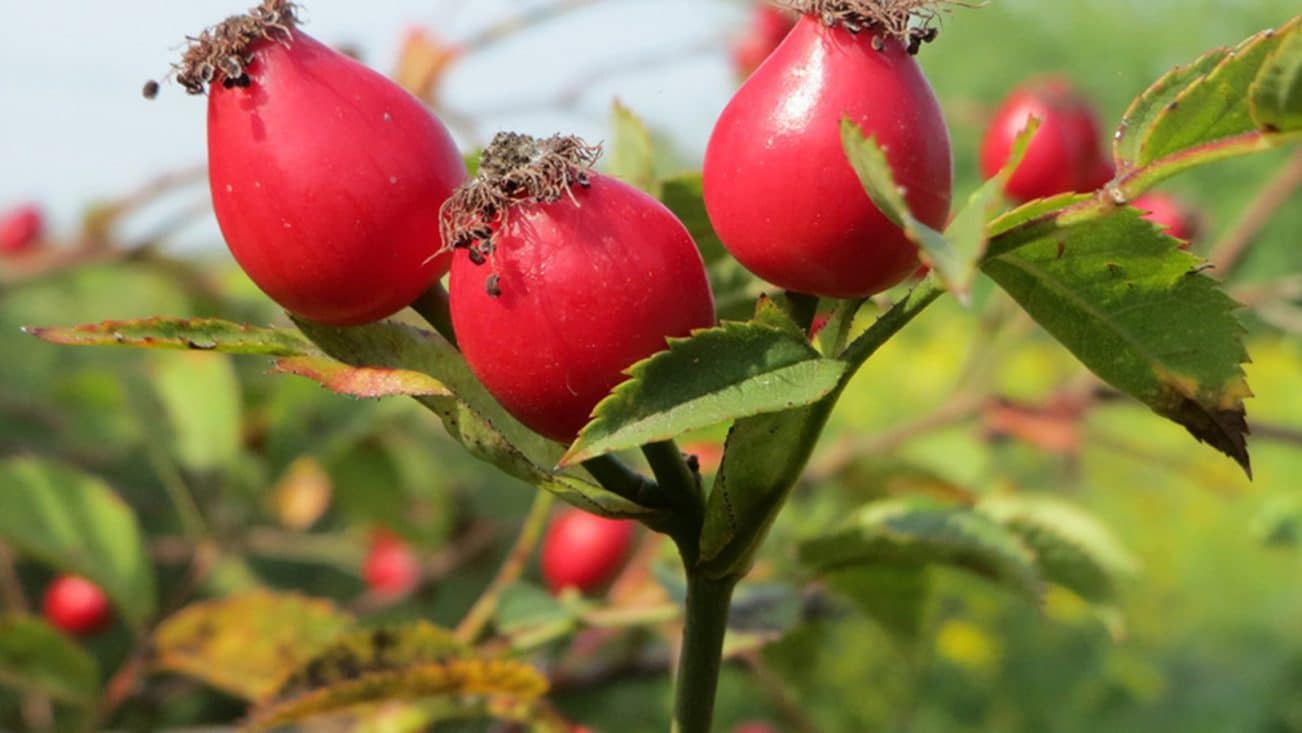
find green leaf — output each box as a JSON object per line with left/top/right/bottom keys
{"left": 0, "top": 458, "right": 156, "bottom": 629}
{"left": 0, "top": 615, "right": 100, "bottom": 706}
{"left": 560, "top": 322, "right": 847, "bottom": 466}
{"left": 151, "top": 352, "right": 243, "bottom": 473}
{"left": 1251, "top": 19, "right": 1302, "bottom": 132}
{"left": 982, "top": 208, "right": 1253, "bottom": 475}
{"left": 980, "top": 496, "right": 1136, "bottom": 607}
{"left": 840, "top": 118, "right": 961, "bottom": 296}
{"left": 274, "top": 355, "right": 451, "bottom": 399}
{"left": 291, "top": 320, "right": 662, "bottom": 520}
{"left": 826, "top": 566, "right": 931, "bottom": 643}
{"left": 248, "top": 623, "right": 547, "bottom": 731}
{"left": 494, "top": 583, "right": 577, "bottom": 635}
{"left": 23, "top": 317, "right": 313, "bottom": 355}
{"left": 609, "top": 99, "right": 658, "bottom": 195}
{"left": 1138, "top": 18, "right": 1299, "bottom": 165}
{"left": 1115, "top": 47, "right": 1231, "bottom": 167}
{"left": 659, "top": 173, "right": 763, "bottom": 321}
{"left": 153, "top": 591, "right": 355, "bottom": 700}
{"left": 798, "top": 497, "right": 1043, "bottom": 603}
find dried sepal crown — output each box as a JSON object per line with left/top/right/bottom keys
{"left": 779, "top": 0, "right": 970, "bottom": 53}
{"left": 170, "top": 0, "right": 299, "bottom": 95}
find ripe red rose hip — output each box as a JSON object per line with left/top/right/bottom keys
{"left": 363, "top": 530, "right": 422, "bottom": 598}
{"left": 704, "top": 1, "right": 953, "bottom": 299}
{"left": 733, "top": 723, "right": 779, "bottom": 733}
{"left": 445, "top": 133, "right": 715, "bottom": 442}
{"left": 731, "top": 4, "right": 797, "bottom": 79}
{"left": 175, "top": 1, "right": 466, "bottom": 325}
{"left": 1133, "top": 192, "right": 1199, "bottom": 246}
{"left": 0, "top": 203, "right": 44, "bottom": 255}
{"left": 541, "top": 510, "right": 637, "bottom": 594}
{"left": 980, "top": 76, "right": 1112, "bottom": 202}
{"left": 42, "top": 575, "right": 111, "bottom": 637}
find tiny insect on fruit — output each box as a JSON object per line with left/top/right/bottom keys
{"left": 1133, "top": 192, "right": 1200, "bottom": 246}
{"left": 444, "top": 132, "right": 716, "bottom": 442}
{"left": 980, "top": 76, "right": 1112, "bottom": 202}
{"left": 704, "top": 0, "right": 954, "bottom": 299}
{"left": 730, "top": 4, "right": 798, "bottom": 79}
{"left": 171, "top": 0, "right": 466, "bottom": 325}
{"left": 42, "top": 575, "right": 112, "bottom": 637}
{"left": 363, "top": 530, "right": 422, "bottom": 598}
{"left": 540, "top": 510, "right": 637, "bottom": 595}
{"left": 0, "top": 203, "right": 44, "bottom": 255}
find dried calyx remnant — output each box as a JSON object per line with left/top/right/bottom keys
{"left": 145, "top": 0, "right": 298, "bottom": 98}
{"left": 440, "top": 132, "right": 602, "bottom": 297}
{"left": 780, "top": 0, "right": 966, "bottom": 53}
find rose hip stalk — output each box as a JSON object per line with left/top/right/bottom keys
{"left": 169, "top": 0, "right": 466, "bottom": 325}
{"left": 704, "top": 0, "right": 954, "bottom": 299}
{"left": 443, "top": 132, "right": 716, "bottom": 442}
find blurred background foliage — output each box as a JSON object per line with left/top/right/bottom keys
{"left": 1, "top": 1, "right": 1299, "bottom": 731}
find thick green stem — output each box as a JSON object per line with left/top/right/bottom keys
{"left": 410, "top": 284, "right": 458, "bottom": 348}
{"left": 642, "top": 440, "right": 705, "bottom": 564}
{"left": 583, "top": 454, "right": 662, "bottom": 508}
{"left": 672, "top": 575, "right": 738, "bottom": 733}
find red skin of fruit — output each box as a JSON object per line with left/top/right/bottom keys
{"left": 449, "top": 173, "right": 715, "bottom": 443}
{"left": 363, "top": 531, "right": 422, "bottom": 597}
{"left": 980, "top": 77, "right": 1111, "bottom": 202}
{"left": 540, "top": 510, "right": 637, "bottom": 594}
{"left": 1133, "top": 192, "right": 1198, "bottom": 246}
{"left": 0, "top": 203, "right": 44, "bottom": 255}
{"left": 733, "top": 723, "right": 779, "bottom": 733}
{"left": 704, "top": 14, "right": 953, "bottom": 299}
{"left": 731, "top": 5, "right": 797, "bottom": 79}
{"left": 207, "top": 29, "right": 466, "bottom": 326}
{"left": 42, "top": 575, "right": 111, "bottom": 637}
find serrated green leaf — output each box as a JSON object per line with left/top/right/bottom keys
{"left": 1139, "top": 18, "right": 1299, "bottom": 165}
{"left": 1251, "top": 20, "right": 1302, "bottom": 132}
{"left": 561, "top": 322, "right": 847, "bottom": 466}
{"left": 980, "top": 496, "right": 1135, "bottom": 607}
{"left": 273, "top": 355, "right": 451, "bottom": 399}
{"left": 982, "top": 208, "right": 1253, "bottom": 475}
{"left": 609, "top": 100, "right": 658, "bottom": 195}
{"left": 798, "top": 498, "right": 1042, "bottom": 603}
{"left": 988, "top": 193, "right": 1095, "bottom": 240}
{"left": 841, "top": 118, "right": 963, "bottom": 295}
{"left": 0, "top": 458, "right": 156, "bottom": 629}
{"left": 0, "top": 615, "right": 100, "bottom": 706}
{"left": 1115, "top": 47, "right": 1231, "bottom": 167}
{"left": 23, "top": 318, "right": 312, "bottom": 355}
{"left": 153, "top": 591, "right": 355, "bottom": 701}
{"left": 248, "top": 622, "right": 547, "bottom": 731}
{"left": 151, "top": 352, "right": 243, "bottom": 473}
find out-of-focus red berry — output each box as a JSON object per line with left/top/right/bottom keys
{"left": 363, "top": 530, "right": 422, "bottom": 598}
{"left": 42, "top": 575, "right": 112, "bottom": 637}
{"left": 731, "top": 5, "right": 797, "bottom": 79}
{"left": 0, "top": 203, "right": 44, "bottom": 255}
{"left": 733, "top": 722, "right": 780, "bottom": 733}
{"left": 1133, "top": 192, "right": 1200, "bottom": 246}
{"left": 541, "top": 510, "right": 637, "bottom": 595}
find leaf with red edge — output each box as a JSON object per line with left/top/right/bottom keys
{"left": 273, "top": 355, "right": 451, "bottom": 399}
{"left": 23, "top": 317, "right": 312, "bottom": 356}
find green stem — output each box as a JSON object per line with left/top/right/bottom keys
{"left": 641, "top": 440, "right": 704, "bottom": 563}
{"left": 583, "top": 454, "right": 662, "bottom": 508}
{"left": 411, "top": 284, "right": 458, "bottom": 348}
{"left": 672, "top": 574, "right": 738, "bottom": 733}
{"left": 454, "top": 491, "right": 554, "bottom": 644}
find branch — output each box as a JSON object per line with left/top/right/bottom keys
{"left": 1210, "top": 148, "right": 1302, "bottom": 276}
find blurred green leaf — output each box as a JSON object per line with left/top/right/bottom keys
{"left": 0, "top": 615, "right": 100, "bottom": 706}
{"left": 494, "top": 583, "right": 576, "bottom": 635}
{"left": 0, "top": 458, "right": 156, "bottom": 629}
{"left": 1251, "top": 20, "right": 1302, "bottom": 131}
{"left": 274, "top": 355, "right": 451, "bottom": 399}
{"left": 609, "top": 100, "right": 658, "bottom": 195}
{"left": 983, "top": 209, "right": 1252, "bottom": 475}
{"left": 561, "top": 321, "right": 847, "bottom": 466}
{"left": 151, "top": 352, "right": 242, "bottom": 474}
{"left": 659, "top": 173, "right": 762, "bottom": 322}
{"left": 826, "top": 566, "right": 931, "bottom": 643}
{"left": 24, "top": 317, "right": 312, "bottom": 355}
{"left": 153, "top": 591, "right": 355, "bottom": 701}
{"left": 799, "top": 497, "right": 1042, "bottom": 603}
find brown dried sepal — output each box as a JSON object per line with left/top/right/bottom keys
{"left": 439, "top": 132, "right": 601, "bottom": 289}
{"left": 171, "top": 0, "right": 299, "bottom": 95}
{"left": 779, "top": 0, "right": 969, "bottom": 53}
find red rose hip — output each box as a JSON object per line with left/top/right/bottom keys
{"left": 1133, "top": 192, "right": 1199, "bottom": 246}
{"left": 176, "top": 1, "right": 466, "bottom": 325}
{"left": 0, "top": 203, "right": 44, "bottom": 255}
{"left": 445, "top": 133, "right": 715, "bottom": 442}
{"left": 704, "top": 1, "right": 953, "bottom": 299}
{"left": 43, "top": 575, "right": 112, "bottom": 637}
{"left": 731, "top": 5, "right": 797, "bottom": 79}
{"left": 541, "top": 510, "right": 637, "bottom": 594}
{"left": 363, "top": 530, "right": 422, "bottom": 598}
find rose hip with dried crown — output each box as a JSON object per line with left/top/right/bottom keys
{"left": 540, "top": 510, "right": 637, "bottom": 595}
{"left": 42, "top": 575, "right": 112, "bottom": 637}
{"left": 167, "top": 0, "right": 466, "bottom": 325}
{"left": 703, "top": 0, "right": 954, "bottom": 299}
{"left": 443, "top": 132, "right": 716, "bottom": 442}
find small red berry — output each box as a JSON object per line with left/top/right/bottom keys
{"left": 181, "top": 2, "right": 466, "bottom": 325}
{"left": 730, "top": 5, "right": 797, "bottom": 79}
{"left": 42, "top": 575, "right": 111, "bottom": 637}
{"left": 0, "top": 203, "right": 44, "bottom": 255}
{"left": 704, "top": 8, "right": 953, "bottom": 298}
{"left": 363, "top": 530, "right": 422, "bottom": 598}
{"left": 733, "top": 723, "right": 779, "bottom": 733}
{"left": 980, "top": 76, "right": 1111, "bottom": 202}
{"left": 1133, "top": 192, "right": 1200, "bottom": 246}
{"left": 446, "top": 133, "right": 715, "bottom": 443}
{"left": 541, "top": 510, "right": 637, "bottom": 595}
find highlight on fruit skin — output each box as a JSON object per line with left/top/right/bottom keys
{"left": 169, "top": 0, "right": 467, "bottom": 326}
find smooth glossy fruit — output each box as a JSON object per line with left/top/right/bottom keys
{"left": 704, "top": 13, "right": 953, "bottom": 298}
{"left": 980, "top": 76, "right": 1111, "bottom": 202}
{"left": 731, "top": 5, "right": 797, "bottom": 78}
{"left": 1133, "top": 192, "right": 1199, "bottom": 245}
{"left": 42, "top": 575, "right": 111, "bottom": 636}
{"left": 541, "top": 510, "right": 637, "bottom": 594}
{"left": 196, "top": 7, "right": 465, "bottom": 325}
{"left": 448, "top": 135, "right": 715, "bottom": 442}
{"left": 0, "top": 203, "right": 44, "bottom": 255}
{"left": 363, "top": 530, "right": 422, "bottom": 597}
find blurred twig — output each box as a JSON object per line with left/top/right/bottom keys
{"left": 1210, "top": 148, "right": 1302, "bottom": 277}
{"left": 739, "top": 651, "right": 823, "bottom": 733}
{"left": 455, "top": 492, "right": 555, "bottom": 644}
